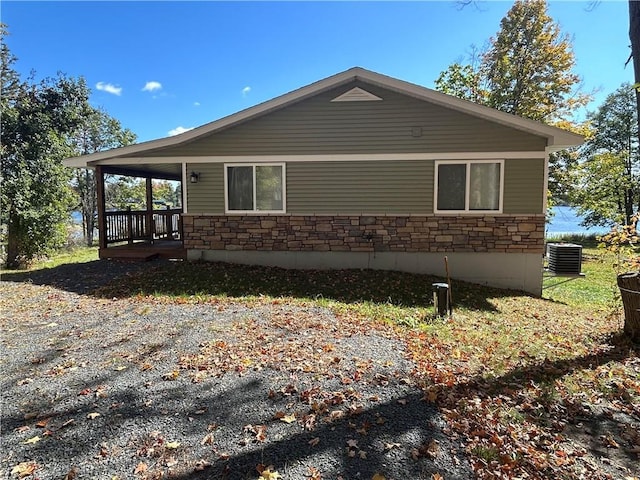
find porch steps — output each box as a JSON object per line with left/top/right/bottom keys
{"left": 99, "top": 242, "right": 187, "bottom": 262}
{"left": 100, "top": 250, "right": 160, "bottom": 262}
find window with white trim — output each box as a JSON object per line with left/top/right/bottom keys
{"left": 434, "top": 160, "right": 503, "bottom": 213}
{"left": 225, "top": 163, "right": 286, "bottom": 213}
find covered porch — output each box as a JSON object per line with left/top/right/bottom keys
{"left": 95, "top": 164, "right": 186, "bottom": 261}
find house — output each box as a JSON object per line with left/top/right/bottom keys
{"left": 64, "top": 67, "right": 583, "bottom": 295}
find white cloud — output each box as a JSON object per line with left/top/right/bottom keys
{"left": 96, "top": 82, "right": 122, "bottom": 96}
{"left": 193, "top": 101, "right": 201, "bottom": 106}
{"left": 242, "top": 86, "right": 251, "bottom": 97}
{"left": 168, "top": 126, "right": 194, "bottom": 136}
{"left": 142, "top": 81, "right": 162, "bottom": 92}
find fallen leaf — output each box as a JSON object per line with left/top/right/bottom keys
{"left": 86, "top": 412, "right": 101, "bottom": 419}
{"left": 194, "top": 459, "right": 212, "bottom": 471}
{"left": 35, "top": 418, "right": 51, "bottom": 428}
{"left": 22, "top": 436, "right": 41, "bottom": 445}
{"left": 134, "top": 462, "right": 148, "bottom": 475}
{"left": 201, "top": 433, "right": 214, "bottom": 446}
{"left": 162, "top": 370, "right": 179, "bottom": 380}
{"left": 425, "top": 439, "right": 440, "bottom": 459}
{"left": 308, "top": 437, "right": 320, "bottom": 447}
{"left": 431, "top": 474, "right": 444, "bottom": 480}
{"left": 10, "top": 462, "right": 37, "bottom": 478}
{"left": 602, "top": 434, "right": 620, "bottom": 448}
{"left": 308, "top": 466, "right": 322, "bottom": 480}
{"left": 411, "top": 448, "right": 420, "bottom": 461}
{"left": 166, "top": 441, "right": 181, "bottom": 449}
{"left": 372, "top": 474, "right": 387, "bottom": 480}
{"left": 280, "top": 414, "right": 296, "bottom": 424}
{"left": 257, "top": 464, "right": 282, "bottom": 479}
{"left": 63, "top": 467, "right": 78, "bottom": 480}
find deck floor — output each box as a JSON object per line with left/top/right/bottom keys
{"left": 99, "top": 240, "right": 186, "bottom": 261}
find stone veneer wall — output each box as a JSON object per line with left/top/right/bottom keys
{"left": 183, "top": 215, "right": 544, "bottom": 254}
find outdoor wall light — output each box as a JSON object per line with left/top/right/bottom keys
{"left": 190, "top": 171, "right": 200, "bottom": 183}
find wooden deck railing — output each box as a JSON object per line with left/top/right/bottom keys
{"left": 105, "top": 207, "right": 182, "bottom": 245}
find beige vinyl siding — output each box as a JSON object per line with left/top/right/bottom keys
{"left": 503, "top": 158, "right": 545, "bottom": 214}
{"left": 135, "top": 81, "right": 548, "bottom": 158}
{"left": 287, "top": 160, "right": 433, "bottom": 214}
{"left": 186, "top": 163, "right": 224, "bottom": 213}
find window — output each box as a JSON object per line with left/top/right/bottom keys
{"left": 225, "top": 164, "right": 285, "bottom": 213}
{"left": 434, "top": 160, "right": 503, "bottom": 213}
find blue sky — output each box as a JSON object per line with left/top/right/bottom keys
{"left": 2, "top": 1, "right": 632, "bottom": 143}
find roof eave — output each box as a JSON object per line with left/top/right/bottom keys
{"left": 63, "top": 68, "right": 363, "bottom": 167}
{"left": 63, "top": 66, "right": 584, "bottom": 167}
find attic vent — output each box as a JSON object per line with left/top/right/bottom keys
{"left": 547, "top": 243, "right": 583, "bottom": 275}
{"left": 331, "top": 87, "right": 382, "bottom": 102}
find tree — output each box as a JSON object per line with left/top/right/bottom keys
{"left": 630, "top": 1, "right": 640, "bottom": 142}
{"left": 69, "top": 108, "right": 136, "bottom": 246}
{"left": 438, "top": 1, "right": 589, "bottom": 123}
{"left": 434, "top": 55, "right": 487, "bottom": 104}
{"left": 436, "top": 1, "right": 590, "bottom": 202}
{"left": 1, "top": 28, "right": 90, "bottom": 267}
{"left": 571, "top": 84, "right": 639, "bottom": 226}
{"left": 483, "top": 0, "right": 589, "bottom": 122}
{"left": 104, "top": 176, "right": 147, "bottom": 211}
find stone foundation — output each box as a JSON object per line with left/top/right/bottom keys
{"left": 183, "top": 215, "right": 544, "bottom": 254}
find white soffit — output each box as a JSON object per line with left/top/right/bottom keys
{"left": 331, "top": 86, "right": 382, "bottom": 102}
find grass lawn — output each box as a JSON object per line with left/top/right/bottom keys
{"left": 5, "top": 245, "right": 639, "bottom": 478}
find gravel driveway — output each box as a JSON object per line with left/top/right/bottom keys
{"left": 1, "top": 260, "right": 472, "bottom": 479}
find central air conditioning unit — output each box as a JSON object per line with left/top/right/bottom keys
{"left": 547, "top": 243, "right": 583, "bottom": 275}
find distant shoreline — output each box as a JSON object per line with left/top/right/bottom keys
{"left": 547, "top": 205, "right": 608, "bottom": 235}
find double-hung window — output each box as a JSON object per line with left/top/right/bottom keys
{"left": 434, "top": 160, "right": 503, "bottom": 213}
{"left": 225, "top": 163, "right": 286, "bottom": 213}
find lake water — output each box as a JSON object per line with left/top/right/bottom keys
{"left": 546, "top": 206, "right": 609, "bottom": 236}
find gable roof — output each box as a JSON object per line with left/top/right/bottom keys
{"left": 65, "top": 67, "right": 583, "bottom": 168}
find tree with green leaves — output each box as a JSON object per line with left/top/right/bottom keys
{"left": 571, "top": 84, "right": 639, "bottom": 227}
{"left": 69, "top": 108, "right": 136, "bottom": 246}
{"left": 1, "top": 27, "right": 91, "bottom": 267}
{"left": 437, "top": 0, "right": 589, "bottom": 123}
{"left": 152, "top": 180, "right": 179, "bottom": 207}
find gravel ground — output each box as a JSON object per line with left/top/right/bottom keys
{"left": 1, "top": 261, "right": 472, "bottom": 480}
